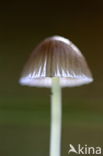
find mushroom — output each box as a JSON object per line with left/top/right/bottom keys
{"left": 19, "top": 35, "right": 93, "bottom": 156}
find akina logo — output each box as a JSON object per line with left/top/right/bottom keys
{"left": 68, "top": 144, "right": 102, "bottom": 155}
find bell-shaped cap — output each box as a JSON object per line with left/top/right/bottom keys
{"left": 19, "top": 35, "right": 93, "bottom": 87}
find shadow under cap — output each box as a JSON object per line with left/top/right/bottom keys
{"left": 19, "top": 35, "right": 93, "bottom": 87}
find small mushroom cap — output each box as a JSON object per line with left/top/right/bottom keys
{"left": 19, "top": 35, "right": 93, "bottom": 87}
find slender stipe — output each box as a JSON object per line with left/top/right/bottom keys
{"left": 50, "top": 77, "right": 62, "bottom": 156}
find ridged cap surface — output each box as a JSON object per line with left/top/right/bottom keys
{"left": 19, "top": 36, "right": 93, "bottom": 87}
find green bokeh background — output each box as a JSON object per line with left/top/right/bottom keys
{"left": 0, "top": 1, "right": 103, "bottom": 156}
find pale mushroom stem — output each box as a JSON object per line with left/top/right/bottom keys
{"left": 50, "top": 77, "right": 62, "bottom": 156}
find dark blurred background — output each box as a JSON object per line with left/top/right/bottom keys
{"left": 0, "top": 0, "right": 103, "bottom": 156}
